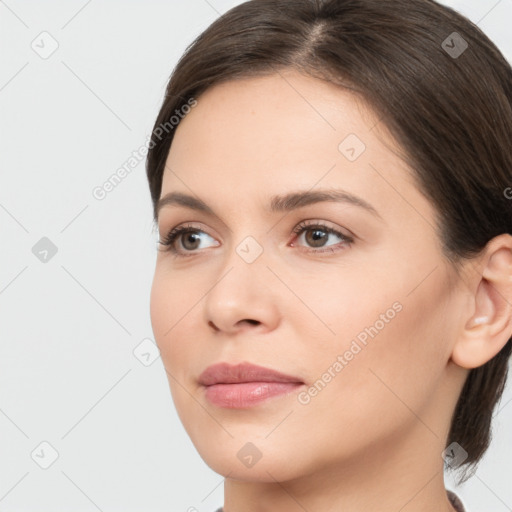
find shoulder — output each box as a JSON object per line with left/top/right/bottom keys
{"left": 447, "top": 489, "right": 467, "bottom": 512}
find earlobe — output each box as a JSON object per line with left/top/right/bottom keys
{"left": 452, "top": 235, "right": 512, "bottom": 370}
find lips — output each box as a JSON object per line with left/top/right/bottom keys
{"left": 198, "top": 362, "right": 304, "bottom": 408}
{"left": 198, "top": 362, "right": 303, "bottom": 386}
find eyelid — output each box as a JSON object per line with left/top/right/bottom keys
{"left": 158, "top": 221, "right": 210, "bottom": 239}
{"left": 291, "top": 219, "right": 355, "bottom": 239}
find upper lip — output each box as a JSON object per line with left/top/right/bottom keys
{"left": 198, "top": 362, "right": 304, "bottom": 386}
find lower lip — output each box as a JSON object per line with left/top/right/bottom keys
{"left": 203, "top": 382, "right": 303, "bottom": 408}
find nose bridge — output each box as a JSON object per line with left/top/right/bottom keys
{"left": 202, "top": 230, "right": 279, "bottom": 332}
{"left": 215, "top": 212, "right": 270, "bottom": 272}
{"left": 211, "top": 231, "right": 268, "bottom": 300}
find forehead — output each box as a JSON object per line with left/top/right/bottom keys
{"left": 166, "top": 70, "right": 383, "bottom": 168}
{"left": 161, "top": 71, "right": 424, "bottom": 220}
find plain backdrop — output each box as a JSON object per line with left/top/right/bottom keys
{"left": 0, "top": 1, "right": 511, "bottom": 511}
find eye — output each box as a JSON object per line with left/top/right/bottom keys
{"left": 158, "top": 223, "right": 219, "bottom": 256}
{"left": 291, "top": 220, "right": 353, "bottom": 253}
{"left": 158, "top": 220, "right": 354, "bottom": 258}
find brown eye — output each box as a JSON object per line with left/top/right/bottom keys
{"left": 304, "top": 228, "right": 330, "bottom": 247}
{"left": 159, "top": 225, "right": 219, "bottom": 255}
{"left": 293, "top": 222, "right": 353, "bottom": 251}
{"left": 181, "top": 231, "right": 202, "bottom": 250}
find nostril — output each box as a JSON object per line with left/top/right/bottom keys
{"left": 208, "top": 320, "right": 220, "bottom": 331}
{"left": 243, "top": 319, "right": 260, "bottom": 326}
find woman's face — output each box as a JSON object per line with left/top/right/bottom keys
{"left": 150, "top": 70, "right": 467, "bottom": 482}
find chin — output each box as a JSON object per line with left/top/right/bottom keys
{"left": 187, "top": 432, "right": 313, "bottom": 482}
{"left": 203, "top": 453, "right": 303, "bottom": 482}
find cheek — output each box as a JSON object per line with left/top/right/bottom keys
{"left": 149, "top": 270, "right": 199, "bottom": 418}
{"left": 308, "top": 272, "right": 453, "bottom": 437}
{"left": 149, "top": 266, "right": 211, "bottom": 387}
{"left": 292, "top": 254, "right": 451, "bottom": 401}
{"left": 149, "top": 270, "right": 171, "bottom": 346}
{"left": 284, "top": 263, "right": 406, "bottom": 366}
{"left": 149, "top": 268, "right": 190, "bottom": 360}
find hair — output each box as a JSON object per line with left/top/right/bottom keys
{"left": 145, "top": 0, "right": 512, "bottom": 483}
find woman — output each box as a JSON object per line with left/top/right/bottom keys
{"left": 145, "top": 1, "right": 512, "bottom": 510}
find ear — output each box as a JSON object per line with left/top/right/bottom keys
{"left": 451, "top": 234, "right": 512, "bottom": 369}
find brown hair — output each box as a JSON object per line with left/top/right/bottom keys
{"left": 145, "top": 0, "right": 512, "bottom": 483}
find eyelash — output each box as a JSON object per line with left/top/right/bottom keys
{"left": 158, "top": 221, "right": 354, "bottom": 258}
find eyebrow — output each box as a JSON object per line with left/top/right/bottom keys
{"left": 156, "top": 189, "right": 382, "bottom": 219}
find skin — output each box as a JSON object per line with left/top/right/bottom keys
{"left": 149, "top": 69, "right": 512, "bottom": 512}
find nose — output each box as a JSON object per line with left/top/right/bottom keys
{"left": 203, "top": 244, "right": 281, "bottom": 335}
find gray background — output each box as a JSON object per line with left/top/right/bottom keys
{"left": 0, "top": 1, "right": 511, "bottom": 511}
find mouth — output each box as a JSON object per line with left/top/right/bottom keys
{"left": 198, "top": 362, "right": 305, "bottom": 408}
